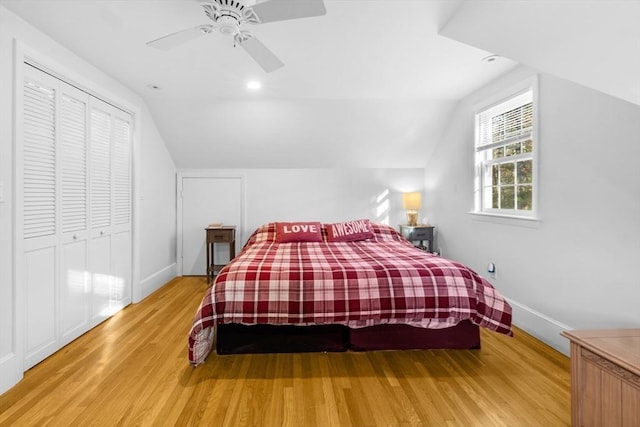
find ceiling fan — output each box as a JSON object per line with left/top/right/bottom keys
{"left": 147, "top": 0, "right": 326, "bottom": 73}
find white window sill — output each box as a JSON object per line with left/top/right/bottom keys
{"left": 467, "top": 211, "right": 541, "bottom": 228}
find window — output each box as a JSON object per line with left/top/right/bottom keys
{"left": 474, "top": 83, "right": 536, "bottom": 218}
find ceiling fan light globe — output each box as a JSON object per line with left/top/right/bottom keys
{"left": 217, "top": 15, "right": 240, "bottom": 36}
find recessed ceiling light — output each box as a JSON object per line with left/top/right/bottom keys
{"left": 147, "top": 84, "right": 162, "bottom": 90}
{"left": 247, "top": 81, "right": 261, "bottom": 90}
{"left": 481, "top": 54, "right": 500, "bottom": 63}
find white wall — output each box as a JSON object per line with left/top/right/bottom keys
{"left": 178, "top": 168, "right": 425, "bottom": 246}
{"left": 157, "top": 98, "right": 458, "bottom": 169}
{"left": 138, "top": 106, "right": 177, "bottom": 299}
{"left": 0, "top": 5, "right": 177, "bottom": 394}
{"left": 425, "top": 66, "right": 640, "bottom": 354}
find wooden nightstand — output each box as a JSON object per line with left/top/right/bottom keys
{"left": 205, "top": 226, "right": 236, "bottom": 278}
{"left": 399, "top": 224, "right": 435, "bottom": 252}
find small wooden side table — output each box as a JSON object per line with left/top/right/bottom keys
{"left": 562, "top": 328, "right": 640, "bottom": 427}
{"left": 205, "top": 226, "right": 236, "bottom": 279}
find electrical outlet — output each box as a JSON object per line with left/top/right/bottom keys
{"left": 487, "top": 262, "right": 496, "bottom": 279}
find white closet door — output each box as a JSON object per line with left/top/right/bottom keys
{"left": 112, "top": 115, "right": 131, "bottom": 230}
{"left": 89, "top": 101, "right": 112, "bottom": 235}
{"left": 110, "top": 112, "right": 132, "bottom": 308}
{"left": 88, "top": 100, "right": 112, "bottom": 324}
{"left": 89, "top": 232, "right": 111, "bottom": 324}
{"left": 19, "top": 63, "right": 133, "bottom": 369}
{"left": 88, "top": 99, "right": 132, "bottom": 323}
{"left": 22, "top": 68, "right": 57, "bottom": 245}
{"left": 59, "top": 83, "right": 90, "bottom": 346}
{"left": 21, "top": 66, "right": 58, "bottom": 368}
{"left": 180, "top": 176, "right": 242, "bottom": 276}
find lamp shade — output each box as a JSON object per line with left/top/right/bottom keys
{"left": 402, "top": 192, "right": 422, "bottom": 211}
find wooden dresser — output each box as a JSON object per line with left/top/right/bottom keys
{"left": 561, "top": 329, "right": 640, "bottom": 426}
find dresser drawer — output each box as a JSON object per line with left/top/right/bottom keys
{"left": 410, "top": 228, "right": 433, "bottom": 240}
{"left": 400, "top": 226, "right": 433, "bottom": 241}
{"left": 207, "top": 228, "right": 234, "bottom": 242}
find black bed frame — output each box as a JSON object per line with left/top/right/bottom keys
{"left": 216, "top": 320, "right": 480, "bottom": 354}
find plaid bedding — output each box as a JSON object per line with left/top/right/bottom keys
{"left": 188, "top": 222, "right": 512, "bottom": 365}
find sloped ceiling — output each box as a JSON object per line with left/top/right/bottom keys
{"left": 441, "top": 0, "right": 640, "bottom": 107}
{"left": 20, "top": 0, "right": 639, "bottom": 168}
{"left": 1, "top": 0, "right": 522, "bottom": 168}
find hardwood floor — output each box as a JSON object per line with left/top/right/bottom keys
{"left": 0, "top": 276, "right": 570, "bottom": 426}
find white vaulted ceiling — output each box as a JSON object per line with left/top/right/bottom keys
{"left": 441, "top": 0, "right": 640, "bottom": 107}
{"left": 2, "top": 0, "right": 637, "bottom": 168}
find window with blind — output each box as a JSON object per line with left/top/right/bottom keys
{"left": 474, "top": 85, "right": 537, "bottom": 217}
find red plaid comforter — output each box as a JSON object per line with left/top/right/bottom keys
{"left": 188, "top": 222, "right": 512, "bottom": 365}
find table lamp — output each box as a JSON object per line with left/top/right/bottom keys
{"left": 402, "top": 192, "right": 422, "bottom": 226}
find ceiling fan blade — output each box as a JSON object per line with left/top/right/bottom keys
{"left": 147, "top": 25, "right": 213, "bottom": 50}
{"left": 251, "top": 0, "right": 326, "bottom": 24}
{"left": 239, "top": 36, "right": 284, "bottom": 73}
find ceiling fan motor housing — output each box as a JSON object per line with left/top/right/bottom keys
{"left": 202, "top": 0, "right": 260, "bottom": 36}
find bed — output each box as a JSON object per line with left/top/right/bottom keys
{"left": 188, "top": 220, "right": 512, "bottom": 365}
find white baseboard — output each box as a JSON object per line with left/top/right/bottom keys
{"left": 136, "top": 263, "right": 177, "bottom": 303}
{"left": 0, "top": 353, "right": 22, "bottom": 396}
{"left": 506, "top": 297, "right": 573, "bottom": 356}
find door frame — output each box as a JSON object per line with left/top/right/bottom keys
{"left": 176, "top": 172, "right": 245, "bottom": 276}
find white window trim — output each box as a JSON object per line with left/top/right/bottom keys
{"left": 471, "top": 76, "right": 540, "bottom": 222}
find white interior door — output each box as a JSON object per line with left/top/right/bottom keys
{"left": 180, "top": 176, "right": 242, "bottom": 276}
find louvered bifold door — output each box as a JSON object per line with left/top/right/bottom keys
{"left": 19, "top": 64, "right": 133, "bottom": 369}
{"left": 88, "top": 99, "right": 133, "bottom": 321}
{"left": 21, "top": 65, "right": 59, "bottom": 368}
{"left": 58, "top": 82, "right": 91, "bottom": 346}
{"left": 89, "top": 101, "right": 112, "bottom": 237}
{"left": 112, "top": 114, "right": 131, "bottom": 230}
{"left": 110, "top": 111, "right": 132, "bottom": 307}
{"left": 88, "top": 98, "right": 113, "bottom": 324}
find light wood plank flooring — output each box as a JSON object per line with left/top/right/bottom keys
{"left": 0, "top": 276, "right": 570, "bottom": 426}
